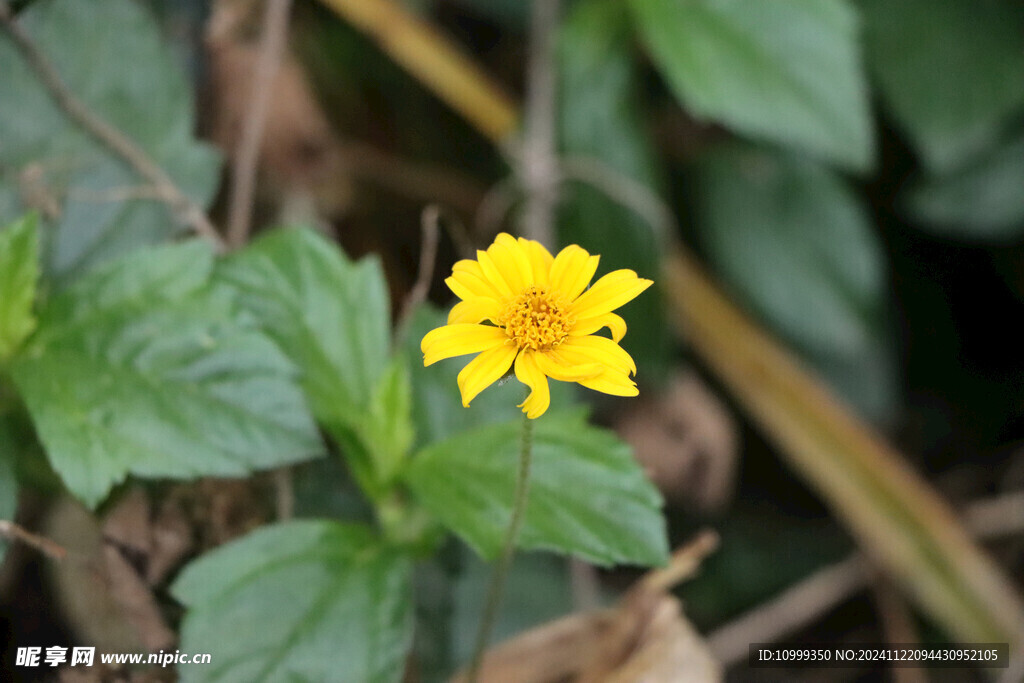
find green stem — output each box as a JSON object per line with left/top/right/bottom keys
{"left": 465, "top": 412, "right": 534, "bottom": 682}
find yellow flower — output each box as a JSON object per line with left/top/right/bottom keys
{"left": 421, "top": 233, "right": 653, "bottom": 419}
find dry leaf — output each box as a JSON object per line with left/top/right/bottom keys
{"left": 451, "top": 533, "right": 722, "bottom": 683}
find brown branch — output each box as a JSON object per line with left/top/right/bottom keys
{"left": 570, "top": 558, "right": 601, "bottom": 612}
{"left": 225, "top": 0, "right": 294, "bottom": 248}
{"left": 641, "top": 529, "right": 719, "bottom": 594}
{"left": 475, "top": 176, "right": 520, "bottom": 240}
{"left": 707, "top": 555, "right": 868, "bottom": 667}
{"left": 1000, "top": 654, "right": 1024, "bottom": 683}
{"left": 441, "top": 210, "right": 477, "bottom": 260}
{"left": 707, "top": 489, "right": 1024, "bottom": 668}
{"left": 272, "top": 467, "right": 295, "bottom": 521}
{"left": 872, "top": 578, "right": 930, "bottom": 683}
{"left": 964, "top": 489, "right": 1024, "bottom": 538}
{"left": 517, "top": 0, "right": 560, "bottom": 247}
{"left": 0, "top": 519, "right": 68, "bottom": 561}
{"left": 102, "top": 541, "right": 176, "bottom": 651}
{"left": 0, "top": 1, "right": 224, "bottom": 250}
{"left": 394, "top": 205, "right": 441, "bottom": 342}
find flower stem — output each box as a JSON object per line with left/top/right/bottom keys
{"left": 465, "top": 412, "right": 534, "bottom": 682}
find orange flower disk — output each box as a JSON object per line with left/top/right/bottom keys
{"left": 421, "top": 233, "right": 653, "bottom": 418}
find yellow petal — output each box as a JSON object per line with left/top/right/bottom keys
{"left": 422, "top": 323, "right": 507, "bottom": 366}
{"left": 456, "top": 343, "right": 518, "bottom": 407}
{"left": 571, "top": 312, "right": 627, "bottom": 342}
{"left": 476, "top": 249, "right": 515, "bottom": 299}
{"left": 447, "top": 259, "right": 502, "bottom": 300}
{"left": 569, "top": 270, "right": 652, "bottom": 320}
{"left": 555, "top": 335, "right": 637, "bottom": 375}
{"left": 448, "top": 296, "right": 503, "bottom": 324}
{"left": 579, "top": 369, "right": 639, "bottom": 397}
{"left": 518, "top": 237, "right": 554, "bottom": 286}
{"left": 533, "top": 351, "right": 603, "bottom": 382}
{"left": 549, "top": 245, "right": 599, "bottom": 301}
{"left": 514, "top": 350, "right": 550, "bottom": 419}
{"left": 487, "top": 234, "right": 533, "bottom": 293}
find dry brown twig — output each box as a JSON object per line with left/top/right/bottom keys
{"left": 475, "top": 176, "right": 521, "bottom": 240}
{"left": 452, "top": 531, "right": 722, "bottom": 683}
{"left": 517, "top": 0, "right": 560, "bottom": 247}
{"left": 393, "top": 205, "right": 442, "bottom": 343}
{"left": 225, "top": 0, "right": 294, "bottom": 248}
{"left": 0, "top": 0, "right": 224, "bottom": 250}
{"left": 872, "top": 578, "right": 930, "bottom": 683}
{"left": 643, "top": 529, "right": 720, "bottom": 594}
{"left": 707, "top": 489, "right": 1024, "bottom": 668}
{"left": 272, "top": 467, "right": 295, "bottom": 521}
{"left": 0, "top": 518, "right": 68, "bottom": 561}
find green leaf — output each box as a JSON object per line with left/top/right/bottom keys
{"left": 217, "top": 228, "right": 391, "bottom": 426}
{"left": 404, "top": 412, "right": 668, "bottom": 567}
{"left": 0, "top": 214, "right": 39, "bottom": 362}
{"left": 0, "top": 0, "right": 221, "bottom": 282}
{"left": 630, "top": 0, "right": 873, "bottom": 171}
{"left": 218, "top": 228, "right": 393, "bottom": 494}
{"left": 9, "top": 241, "right": 323, "bottom": 508}
{"left": 558, "top": 0, "right": 671, "bottom": 384}
{"left": 173, "top": 520, "right": 413, "bottom": 683}
{"left": 860, "top": 0, "right": 1024, "bottom": 172}
{"left": 904, "top": 132, "right": 1024, "bottom": 241}
{"left": 693, "top": 143, "right": 894, "bottom": 418}
{"left": 360, "top": 358, "right": 415, "bottom": 485}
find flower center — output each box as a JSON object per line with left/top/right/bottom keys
{"left": 500, "top": 285, "right": 573, "bottom": 351}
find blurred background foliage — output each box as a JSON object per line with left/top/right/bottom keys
{"left": 3, "top": 0, "right": 1024, "bottom": 680}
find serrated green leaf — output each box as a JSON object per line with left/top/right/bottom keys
{"left": 217, "top": 228, "right": 391, "bottom": 424}
{"left": 38, "top": 238, "right": 214, "bottom": 324}
{"left": 0, "top": 0, "right": 221, "bottom": 282}
{"left": 217, "top": 228, "right": 392, "bottom": 494}
{"left": 404, "top": 412, "right": 668, "bottom": 567}
{"left": 173, "top": 520, "right": 413, "bottom": 683}
{"left": 557, "top": 0, "right": 671, "bottom": 384}
{"left": 860, "top": 0, "right": 1024, "bottom": 172}
{"left": 630, "top": 0, "right": 873, "bottom": 171}
{"left": 693, "top": 144, "right": 894, "bottom": 418}
{"left": 9, "top": 241, "right": 323, "bottom": 508}
{"left": 0, "top": 214, "right": 39, "bottom": 362}
{"left": 904, "top": 132, "right": 1024, "bottom": 241}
